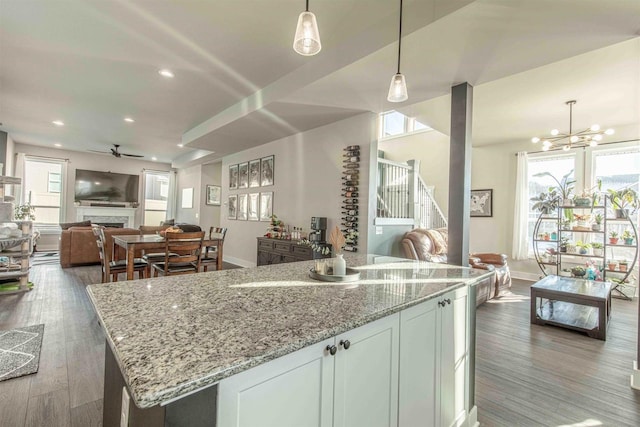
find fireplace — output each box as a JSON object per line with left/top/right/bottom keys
{"left": 76, "top": 206, "right": 136, "bottom": 228}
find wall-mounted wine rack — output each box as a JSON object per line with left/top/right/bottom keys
{"left": 342, "top": 145, "right": 359, "bottom": 252}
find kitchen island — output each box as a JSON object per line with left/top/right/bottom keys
{"left": 88, "top": 254, "right": 491, "bottom": 427}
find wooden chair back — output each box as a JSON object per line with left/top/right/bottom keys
{"left": 209, "top": 226, "right": 228, "bottom": 241}
{"left": 161, "top": 231, "right": 205, "bottom": 275}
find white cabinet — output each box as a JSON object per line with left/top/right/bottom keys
{"left": 399, "top": 287, "right": 469, "bottom": 427}
{"left": 218, "top": 314, "right": 399, "bottom": 427}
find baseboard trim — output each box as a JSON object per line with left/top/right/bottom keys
{"left": 223, "top": 256, "right": 255, "bottom": 268}
{"left": 631, "top": 361, "right": 640, "bottom": 390}
{"left": 467, "top": 405, "right": 479, "bottom": 427}
{"left": 511, "top": 271, "right": 540, "bottom": 282}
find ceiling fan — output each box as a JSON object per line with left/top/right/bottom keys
{"left": 89, "top": 144, "right": 144, "bottom": 158}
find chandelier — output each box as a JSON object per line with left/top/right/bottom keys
{"left": 532, "top": 100, "right": 614, "bottom": 151}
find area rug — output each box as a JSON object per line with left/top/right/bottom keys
{"left": 31, "top": 251, "right": 60, "bottom": 266}
{"left": 0, "top": 324, "right": 45, "bottom": 382}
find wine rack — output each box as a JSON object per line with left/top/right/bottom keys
{"left": 342, "top": 145, "right": 359, "bottom": 252}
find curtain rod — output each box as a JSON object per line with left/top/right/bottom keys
{"left": 517, "top": 138, "right": 640, "bottom": 156}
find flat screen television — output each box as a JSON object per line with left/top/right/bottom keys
{"left": 74, "top": 169, "right": 139, "bottom": 203}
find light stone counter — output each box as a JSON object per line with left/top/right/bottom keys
{"left": 87, "top": 254, "right": 491, "bottom": 408}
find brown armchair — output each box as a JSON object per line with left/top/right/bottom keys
{"left": 401, "top": 228, "right": 511, "bottom": 305}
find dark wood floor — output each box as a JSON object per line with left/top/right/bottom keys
{"left": 1, "top": 267, "right": 638, "bottom": 426}
{"left": 476, "top": 279, "right": 640, "bottom": 427}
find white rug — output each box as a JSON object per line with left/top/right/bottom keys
{"left": 0, "top": 324, "right": 44, "bottom": 382}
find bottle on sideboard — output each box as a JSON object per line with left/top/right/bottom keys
{"left": 344, "top": 245, "right": 357, "bottom": 252}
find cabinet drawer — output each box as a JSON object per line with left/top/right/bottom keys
{"left": 292, "top": 245, "right": 312, "bottom": 258}
{"left": 258, "top": 239, "right": 274, "bottom": 250}
{"left": 274, "top": 241, "right": 292, "bottom": 253}
{"left": 282, "top": 255, "right": 298, "bottom": 263}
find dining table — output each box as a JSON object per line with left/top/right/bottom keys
{"left": 113, "top": 233, "right": 224, "bottom": 280}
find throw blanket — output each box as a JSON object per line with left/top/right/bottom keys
{"left": 424, "top": 229, "right": 447, "bottom": 255}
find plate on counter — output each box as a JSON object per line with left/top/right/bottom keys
{"left": 309, "top": 267, "right": 361, "bottom": 283}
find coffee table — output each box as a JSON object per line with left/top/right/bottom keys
{"left": 530, "top": 275, "right": 613, "bottom": 340}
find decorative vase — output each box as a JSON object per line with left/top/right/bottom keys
{"left": 333, "top": 253, "right": 346, "bottom": 276}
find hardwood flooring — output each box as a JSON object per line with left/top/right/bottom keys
{"left": 1, "top": 266, "right": 638, "bottom": 426}
{"left": 476, "top": 279, "right": 640, "bottom": 427}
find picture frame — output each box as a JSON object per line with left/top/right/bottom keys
{"left": 238, "top": 162, "right": 249, "bottom": 189}
{"left": 205, "top": 185, "right": 221, "bottom": 206}
{"left": 181, "top": 188, "right": 193, "bottom": 209}
{"left": 237, "top": 194, "right": 248, "bottom": 220}
{"left": 470, "top": 189, "right": 493, "bottom": 217}
{"left": 229, "top": 164, "right": 239, "bottom": 190}
{"left": 248, "top": 193, "right": 259, "bottom": 221}
{"left": 260, "top": 155, "right": 274, "bottom": 187}
{"left": 259, "top": 192, "right": 273, "bottom": 221}
{"left": 228, "top": 195, "right": 238, "bottom": 220}
{"left": 249, "top": 159, "right": 261, "bottom": 188}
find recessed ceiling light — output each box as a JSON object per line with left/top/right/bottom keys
{"left": 124, "top": 117, "right": 135, "bottom": 123}
{"left": 151, "top": 156, "right": 157, "bottom": 161}
{"left": 52, "top": 120, "right": 64, "bottom": 126}
{"left": 54, "top": 143, "right": 62, "bottom": 147}
{"left": 158, "top": 69, "right": 174, "bottom": 78}
{"left": 177, "top": 143, "right": 184, "bottom": 148}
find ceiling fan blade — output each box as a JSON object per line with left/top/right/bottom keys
{"left": 122, "top": 153, "right": 144, "bottom": 158}
{"left": 88, "top": 149, "right": 111, "bottom": 154}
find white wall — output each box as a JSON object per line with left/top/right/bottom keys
{"left": 378, "top": 130, "right": 451, "bottom": 216}
{"left": 175, "top": 164, "right": 202, "bottom": 225}
{"left": 14, "top": 143, "right": 172, "bottom": 226}
{"left": 221, "top": 113, "right": 376, "bottom": 266}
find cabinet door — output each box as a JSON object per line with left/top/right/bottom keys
{"left": 218, "top": 338, "right": 335, "bottom": 427}
{"left": 398, "top": 298, "right": 439, "bottom": 427}
{"left": 333, "top": 313, "right": 399, "bottom": 427}
{"left": 257, "top": 250, "right": 270, "bottom": 266}
{"left": 440, "top": 288, "right": 469, "bottom": 427}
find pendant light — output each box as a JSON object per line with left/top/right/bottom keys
{"left": 387, "top": 0, "right": 408, "bottom": 103}
{"left": 293, "top": 0, "right": 321, "bottom": 56}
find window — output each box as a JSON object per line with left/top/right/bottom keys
{"left": 144, "top": 171, "right": 170, "bottom": 225}
{"left": 379, "top": 111, "right": 432, "bottom": 139}
{"left": 48, "top": 172, "right": 61, "bottom": 193}
{"left": 527, "top": 154, "right": 576, "bottom": 254}
{"left": 593, "top": 149, "right": 640, "bottom": 195}
{"left": 22, "top": 157, "right": 65, "bottom": 224}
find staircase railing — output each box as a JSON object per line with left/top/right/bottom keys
{"left": 376, "top": 158, "right": 447, "bottom": 229}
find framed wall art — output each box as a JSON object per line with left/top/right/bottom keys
{"left": 229, "top": 165, "right": 239, "bottom": 190}
{"left": 470, "top": 189, "right": 493, "bottom": 217}
{"left": 228, "top": 195, "right": 238, "bottom": 220}
{"left": 206, "top": 185, "right": 221, "bottom": 206}
{"left": 249, "top": 159, "right": 261, "bottom": 188}
{"left": 237, "top": 194, "right": 248, "bottom": 220}
{"left": 248, "top": 193, "right": 259, "bottom": 221}
{"left": 259, "top": 192, "right": 273, "bottom": 221}
{"left": 238, "top": 162, "right": 249, "bottom": 189}
{"left": 260, "top": 155, "right": 274, "bottom": 187}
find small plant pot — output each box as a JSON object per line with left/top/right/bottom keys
{"left": 623, "top": 238, "right": 634, "bottom": 245}
{"left": 563, "top": 198, "right": 574, "bottom": 206}
{"left": 609, "top": 237, "right": 619, "bottom": 245}
{"left": 619, "top": 264, "right": 628, "bottom": 272}
{"left": 579, "top": 248, "right": 588, "bottom": 255}
{"left": 559, "top": 246, "right": 567, "bottom": 253}
{"left": 614, "top": 209, "right": 629, "bottom": 219}
{"left": 593, "top": 248, "right": 604, "bottom": 257}
{"left": 608, "top": 263, "right": 617, "bottom": 271}
{"left": 571, "top": 268, "right": 586, "bottom": 278}
{"left": 574, "top": 197, "right": 591, "bottom": 207}
{"left": 543, "top": 235, "right": 550, "bottom": 241}
{"left": 592, "top": 224, "right": 601, "bottom": 232}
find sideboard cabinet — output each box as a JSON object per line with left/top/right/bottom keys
{"left": 256, "top": 237, "right": 330, "bottom": 266}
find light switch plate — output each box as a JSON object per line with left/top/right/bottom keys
{"left": 376, "top": 226, "right": 383, "bottom": 235}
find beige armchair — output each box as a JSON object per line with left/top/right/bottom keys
{"left": 401, "top": 228, "right": 512, "bottom": 305}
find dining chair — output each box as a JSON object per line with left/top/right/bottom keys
{"left": 98, "top": 228, "right": 148, "bottom": 282}
{"left": 200, "top": 227, "right": 227, "bottom": 272}
{"left": 152, "top": 231, "right": 205, "bottom": 277}
{"left": 139, "top": 225, "right": 177, "bottom": 277}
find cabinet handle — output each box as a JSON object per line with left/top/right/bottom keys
{"left": 446, "top": 298, "right": 451, "bottom": 305}
{"left": 339, "top": 339, "right": 351, "bottom": 350}
{"left": 438, "top": 301, "right": 445, "bottom": 307}
{"left": 326, "top": 345, "right": 337, "bottom": 356}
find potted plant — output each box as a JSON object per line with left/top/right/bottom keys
{"left": 619, "top": 259, "right": 629, "bottom": 272}
{"left": 573, "top": 213, "right": 591, "bottom": 230}
{"left": 533, "top": 170, "right": 575, "bottom": 207}
{"left": 530, "top": 189, "right": 559, "bottom": 215}
{"left": 592, "top": 213, "right": 603, "bottom": 231}
{"left": 14, "top": 203, "right": 36, "bottom": 221}
{"left": 560, "top": 217, "right": 572, "bottom": 230}
{"left": 591, "top": 242, "right": 604, "bottom": 257}
{"left": 607, "top": 260, "right": 618, "bottom": 271}
{"left": 566, "top": 242, "right": 577, "bottom": 253}
{"left": 559, "top": 268, "right": 572, "bottom": 277}
{"left": 622, "top": 229, "right": 635, "bottom": 245}
{"left": 609, "top": 231, "right": 619, "bottom": 245}
{"left": 571, "top": 266, "right": 586, "bottom": 277}
{"left": 607, "top": 188, "right": 639, "bottom": 219}
{"left": 575, "top": 241, "right": 591, "bottom": 255}
{"left": 543, "top": 232, "right": 550, "bottom": 241}
{"left": 559, "top": 237, "right": 570, "bottom": 253}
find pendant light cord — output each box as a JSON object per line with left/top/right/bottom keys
{"left": 397, "top": 0, "right": 403, "bottom": 74}
{"left": 569, "top": 101, "right": 573, "bottom": 134}
{"left": 306, "top": 0, "right": 309, "bottom": 12}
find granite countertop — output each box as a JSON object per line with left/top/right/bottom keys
{"left": 87, "top": 254, "right": 491, "bottom": 408}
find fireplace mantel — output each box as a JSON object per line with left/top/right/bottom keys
{"left": 76, "top": 206, "right": 137, "bottom": 228}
